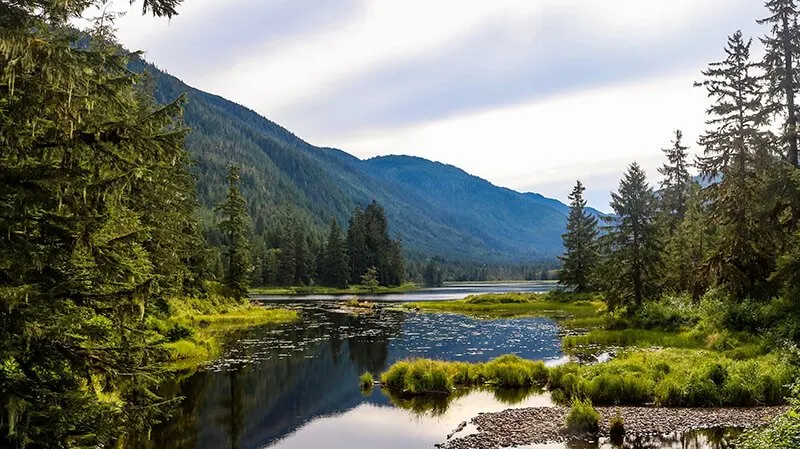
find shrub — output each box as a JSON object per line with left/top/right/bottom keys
{"left": 609, "top": 409, "right": 625, "bottom": 440}
{"left": 360, "top": 372, "right": 374, "bottom": 390}
{"left": 165, "top": 322, "right": 195, "bottom": 342}
{"left": 565, "top": 398, "right": 600, "bottom": 435}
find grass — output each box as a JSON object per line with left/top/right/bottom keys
{"left": 403, "top": 292, "right": 603, "bottom": 318}
{"left": 360, "top": 372, "right": 374, "bottom": 390}
{"left": 549, "top": 348, "right": 794, "bottom": 407}
{"left": 249, "top": 282, "right": 419, "bottom": 296}
{"left": 379, "top": 355, "right": 548, "bottom": 396}
{"left": 378, "top": 348, "right": 795, "bottom": 407}
{"left": 150, "top": 292, "right": 298, "bottom": 369}
{"left": 609, "top": 408, "right": 625, "bottom": 440}
{"left": 563, "top": 329, "right": 705, "bottom": 351}
{"left": 565, "top": 398, "right": 600, "bottom": 435}
{"left": 345, "top": 298, "right": 375, "bottom": 309}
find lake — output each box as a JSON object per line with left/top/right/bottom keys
{"left": 139, "top": 283, "right": 742, "bottom": 449}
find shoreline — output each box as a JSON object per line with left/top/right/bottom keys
{"left": 440, "top": 405, "right": 788, "bottom": 449}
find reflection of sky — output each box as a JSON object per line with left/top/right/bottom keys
{"left": 270, "top": 391, "right": 553, "bottom": 449}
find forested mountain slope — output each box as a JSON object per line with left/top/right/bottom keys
{"left": 138, "top": 61, "right": 594, "bottom": 262}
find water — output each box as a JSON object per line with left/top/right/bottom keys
{"left": 141, "top": 283, "right": 740, "bottom": 449}
{"left": 250, "top": 281, "right": 555, "bottom": 302}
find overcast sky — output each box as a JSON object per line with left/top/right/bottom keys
{"left": 112, "top": 0, "right": 767, "bottom": 211}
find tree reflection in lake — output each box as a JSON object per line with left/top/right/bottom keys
{"left": 135, "top": 303, "right": 732, "bottom": 449}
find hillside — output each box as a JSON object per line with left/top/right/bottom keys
{"left": 137, "top": 61, "right": 592, "bottom": 262}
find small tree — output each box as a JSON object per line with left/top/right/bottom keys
{"left": 361, "top": 266, "right": 380, "bottom": 292}
{"left": 558, "top": 180, "right": 599, "bottom": 292}
{"left": 600, "top": 163, "right": 662, "bottom": 313}
{"left": 217, "top": 165, "right": 253, "bottom": 299}
{"left": 422, "top": 259, "right": 444, "bottom": 287}
{"left": 658, "top": 130, "right": 692, "bottom": 232}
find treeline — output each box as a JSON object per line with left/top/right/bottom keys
{"left": 213, "top": 166, "right": 406, "bottom": 291}
{"left": 559, "top": 2, "right": 800, "bottom": 342}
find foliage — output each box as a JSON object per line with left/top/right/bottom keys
{"left": 217, "top": 165, "right": 254, "bottom": 299}
{"left": 403, "top": 293, "right": 602, "bottom": 318}
{"left": 360, "top": 267, "right": 380, "bottom": 292}
{"left": 548, "top": 349, "right": 793, "bottom": 407}
{"left": 318, "top": 218, "right": 350, "bottom": 288}
{"left": 736, "top": 385, "right": 800, "bottom": 449}
{"left": 609, "top": 409, "right": 625, "bottom": 440}
{"left": 379, "top": 355, "right": 548, "bottom": 396}
{"left": 347, "top": 202, "right": 405, "bottom": 286}
{"left": 565, "top": 398, "right": 600, "bottom": 435}
{"left": 597, "top": 163, "right": 662, "bottom": 312}
{"left": 559, "top": 180, "right": 599, "bottom": 292}
{"left": 359, "top": 372, "right": 374, "bottom": 390}
{"left": 422, "top": 259, "right": 445, "bottom": 287}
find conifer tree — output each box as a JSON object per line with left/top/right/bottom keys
{"left": 600, "top": 163, "right": 661, "bottom": 312}
{"left": 658, "top": 130, "right": 693, "bottom": 232}
{"left": 217, "top": 165, "right": 253, "bottom": 298}
{"left": 558, "top": 180, "right": 598, "bottom": 292}
{"left": 320, "top": 219, "right": 349, "bottom": 288}
{"left": 1, "top": 1, "right": 188, "bottom": 446}
{"left": 695, "top": 31, "right": 775, "bottom": 297}
{"left": 759, "top": 0, "right": 800, "bottom": 166}
{"left": 662, "top": 184, "right": 709, "bottom": 299}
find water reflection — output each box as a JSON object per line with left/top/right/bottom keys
{"left": 137, "top": 304, "right": 563, "bottom": 449}
{"left": 137, "top": 303, "right": 739, "bottom": 449}
{"left": 251, "top": 281, "right": 556, "bottom": 302}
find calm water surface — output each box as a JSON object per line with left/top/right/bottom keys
{"left": 141, "top": 283, "right": 739, "bottom": 449}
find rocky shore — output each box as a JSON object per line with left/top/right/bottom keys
{"left": 439, "top": 405, "right": 787, "bottom": 449}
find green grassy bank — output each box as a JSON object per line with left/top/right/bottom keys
{"left": 249, "top": 282, "right": 419, "bottom": 296}
{"left": 403, "top": 291, "right": 604, "bottom": 318}
{"left": 147, "top": 293, "right": 298, "bottom": 370}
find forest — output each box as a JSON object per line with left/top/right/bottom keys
{"left": 3, "top": 0, "right": 800, "bottom": 448}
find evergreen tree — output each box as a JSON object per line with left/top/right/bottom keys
{"left": 347, "top": 207, "right": 369, "bottom": 284}
{"left": 662, "top": 184, "right": 710, "bottom": 299}
{"left": 695, "top": 31, "right": 776, "bottom": 297}
{"left": 346, "top": 201, "right": 405, "bottom": 286}
{"left": 558, "top": 180, "right": 598, "bottom": 292}
{"left": 0, "top": 1, "right": 188, "bottom": 447}
{"left": 658, "top": 130, "right": 693, "bottom": 231}
{"left": 217, "top": 165, "right": 253, "bottom": 298}
{"left": 759, "top": 0, "right": 800, "bottom": 166}
{"left": 320, "top": 219, "right": 349, "bottom": 288}
{"left": 422, "top": 259, "right": 445, "bottom": 287}
{"left": 600, "top": 163, "right": 661, "bottom": 312}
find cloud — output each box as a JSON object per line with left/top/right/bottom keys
{"left": 111, "top": 0, "right": 773, "bottom": 210}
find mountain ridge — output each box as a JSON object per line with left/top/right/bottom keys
{"left": 138, "top": 60, "right": 599, "bottom": 263}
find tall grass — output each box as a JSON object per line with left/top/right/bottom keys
{"left": 565, "top": 398, "right": 600, "bottom": 435}
{"left": 549, "top": 349, "right": 794, "bottom": 407}
{"left": 403, "top": 292, "right": 602, "bottom": 318}
{"left": 379, "top": 355, "right": 548, "bottom": 396}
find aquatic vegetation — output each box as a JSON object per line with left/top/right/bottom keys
{"left": 609, "top": 408, "right": 625, "bottom": 440}
{"left": 345, "top": 299, "right": 375, "bottom": 309}
{"left": 562, "top": 328, "right": 705, "bottom": 351}
{"left": 549, "top": 349, "right": 794, "bottom": 407}
{"left": 360, "top": 372, "right": 374, "bottom": 390}
{"left": 403, "top": 292, "right": 602, "bottom": 318}
{"left": 379, "top": 355, "right": 549, "bottom": 396}
{"left": 565, "top": 398, "right": 600, "bottom": 435}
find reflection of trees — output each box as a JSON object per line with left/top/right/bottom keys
{"left": 142, "top": 306, "right": 407, "bottom": 449}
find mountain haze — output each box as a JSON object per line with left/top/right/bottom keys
{"left": 138, "top": 61, "right": 600, "bottom": 262}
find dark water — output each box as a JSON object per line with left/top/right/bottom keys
{"left": 250, "top": 281, "right": 556, "bottom": 302}
{"left": 140, "top": 299, "right": 739, "bottom": 449}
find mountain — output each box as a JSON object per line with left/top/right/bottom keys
{"left": 136, "top": 61, "right": 594, "bottom": 263}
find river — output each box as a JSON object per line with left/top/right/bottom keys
{"left": 139, "top": 283, "right": 741, "bottom": 449}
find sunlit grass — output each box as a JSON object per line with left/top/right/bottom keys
{"left": 403, "top": 292, "right": 603, "bottom": 318}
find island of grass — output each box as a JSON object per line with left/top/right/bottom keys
{"left": 403, "top": 291, "right": 604, "bottom": 319}
{"left": 147, "top": 288, "right": 298, "bottom": 370}
{"left": 249, "top": 282, "right": 420, "bottom": 296}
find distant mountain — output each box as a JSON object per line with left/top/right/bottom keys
{"left": 135, "top": 61, "right": 596, "bottom": 263}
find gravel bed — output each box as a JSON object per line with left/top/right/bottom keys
{"left": 438, "top": 405, "right": 787, "bottom": 449}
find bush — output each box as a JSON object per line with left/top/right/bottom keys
{"left": 609, "top": 409, "right": 625, "bottom": 440}
{"left": 165, "top": 322, "right": 194, "bottom": 342}
{"left": 360, "top": 372, "right": 374, "bottom": 390}
{"left": 565, "top": 398, "right": 600, "bottom": 435}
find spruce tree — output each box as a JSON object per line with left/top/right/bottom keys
{"left": 662, "top": 184, "right": 709, "bottom": 299}
{"left": 658, "top": 130, "right": 693, "bottom": 231}
{"left": 759, "top": 0, "right": 800, "bottom": 166}
{"left": 558, "top": 180, "right": 598, "bottom": 292}
{"left": 695, "top": 31, "right": 775, "bottom": 297}
{"left": 1, "top": 1, "right": 188, "bottom": 446}
{"left": 601, "top": 163, "right": 661, "bottom": 312}
{"left": 217, "top": 165, "right": 253, "bottom": 298}
{"left": 321, "top": 219, "right": 349, "bottom": 288}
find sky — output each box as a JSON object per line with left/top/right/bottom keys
{"left": 110, "top": 0, "right": 768, "bottom": 211}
